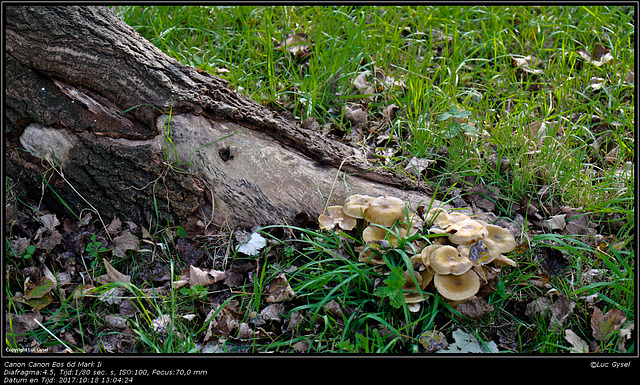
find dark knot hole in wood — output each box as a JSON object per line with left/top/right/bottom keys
{"left": 218, "top": 145, "right": 236, "bottom": 162}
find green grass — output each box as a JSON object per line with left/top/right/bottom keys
{"left": 4, "top": 5, "right": 633, "bottom": 354}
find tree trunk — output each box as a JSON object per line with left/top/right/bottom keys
{"left": 5, "top": 6, "right": 452, "bottom": 230}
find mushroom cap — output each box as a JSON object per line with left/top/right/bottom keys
{"left": 318, "top": 205, "right": 357, "bottom": 231}
{"left": 419, "top": 269, "right": 435, "bottom": 289}
{"left": 426, "top": 207, "right": 449, "bottom": 225}
{"left": 492, "top": 254, "right": 517, "bottom": 267}
{"left": 358, "top": 244, "right": 387, "bottom": 265}
{"left": 427, "top": 208, "right": 471, "bottom": 228}
{"left": 428, "top": 226, "right": 450, "bottom": 235}
{"left": 343, "top": 194, "right": 376, "bottom": 219}
{"left": 362, "top": 225, "right": 406, "bottom": 246}
{"left": 364, "top": 196, "right": 407, "bottom": 227}
{"left": 420, "top": 244, "right": 445, "bottom": 266}
{"left": 429, "top": 245, "right": 473, "bottom": 275}
{"left": 447, "top": 219, "right": 488, "bottom": 244}
{"left": 457, "top": 243, "right": 471, "bottom": 258}
{"left": 483, "top": 223, "right": 517, "bottom": 256}
{"left": 403, "top": 292, "right": 425, "bottom": 304}
{"left": 404, "top": 268, "right": 422, "bottom": 289}
{"left": 433, "top": 270, "right": 481, "bottom": 301}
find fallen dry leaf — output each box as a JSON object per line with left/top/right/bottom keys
{"left": 264, "top": 272, "right": 296, "bottom": 302}
{"left": 591, "top": 307, "right": 626, "bottom": 342}
{"left": 526, "top": 297, "right": 551, "bottom": 318}
{"left": 404, "top": 157, "right": 435, "bottom": 178}
{"left": 511, "top": 54, "right": 544, "bottom": 75}
{"left": 352, "top": 70, "right": 376, "bottom": 97}
{"left": 276, "top": 33, "right": 312, "bottom": 59}
{"left": 104, "top": 314, "right": 128, "bottom": 330}
{"left": 38, "top": 214, "right": 60, "bottom": 231}
{"left": 617, "top": 321, "right": 634, "bottom": 353}
{"left": 577, "top": 43, "right": 614, "bottom": 67}
{"left": 23, "top": 278, "right": 54, "bottom": 300}
{"left": 456, "top": 296, "right": 494, "bottom": 319}
{"left": 565, "top": 329, "right": 589, "bottom": 353}
{"left": 562, "top": 208, "right": 589, "bottom": 235}
{"left": 343, "top": 103, "right": 368, "bottom": 126}
{"left": 436, "top": 328, "right": 498, "bottom": 353}
{"left": 98, "top": 287, "right": 125, "bottom": 305}
{"left": 236, "top": 231, "right": 266, "bottom": 256}
{"left": 96, "top": 259, "right": 131, "bottom": 286}
{"left": 467, "top": 184, "right": 500, "bottom": 212}
{"left": 7, "top": 312, "right": 44, "bottom": 342}
{"left": 34, "top": 221, "right": 63, "bottom": 253}
{"left": 419, "top": 330, "right": 449, "bottom": 353}
{"left": 12, "top": 292, "right": 52, "bottom": 311}
{"left": 549, "top": 294, "right": 575, "bottom": 331}
{"left": 10, "top": 237, "right": 30, "bottom": 256}
{"left": 189, "top": 265, "right": 225, "bottom": 287}
{"left": 177, "top": 237, "right": 203, "bottom": 265}
{"left": 588, "top": 76, "right": 606, "bottom": 90}
{"left": 111, "top": 231, "right": 139, "bottom": 258}
{"left": 71, "top": 284, "right": 96, "bottom": 299}
{"left": 107, "top": 217, "right": 122, "bottom": 235}
{"left": 540, "top": 214, "right": 566, "bottom": 231}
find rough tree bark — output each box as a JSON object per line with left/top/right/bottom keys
{"left": 5, "top": 6, "right": 452, "bottom": 230}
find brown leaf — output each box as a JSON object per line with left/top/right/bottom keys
{"left": 104, "top": 314, "right": 128, "bottom": 330}
{"left": 549, "top": 294, "right": 575, "bottom": 331}
{"left": 38, "top": 214, "right": 60, "bottom": 232}
{"left": 511, "top": 55, "right": 544, "bottom": 74}
{"left": 188, "top": 265, "right": 225, "bottom": 287}
{"left": 561, "top": 208, "right": 589, "bottom": 235}
{"left": 276, "top": 33, "right": 312, "bottom": 58}
{"left": 23, "top": 278, "right": 54, "bottom": 300}
{"left": 259, "top": 303, "right": 285, "bottom": 324}
{"left": 526, "top": 297, "right": 551, "bottom": 318}
{"left": 107, "top": 217, "right": 122, "bottom": 235}
{"left": 7, "top": 312, "right": 43, "bottom": 342}
{"left": 35, "top": 228, "right": 63, "bottom": 253}
{"left": 404, "top": 157, "right": 435, "bottom": 178}
{"left": 13, "top": 292, "right": 53, "bottom": 311}
{"left": 565, "top": 329, "right": 589, "bottom": 353}
{"left": 353, "top": 70, "right": 375, "bottom": 96}
{"left": 617, "top": 322, "right": 634, "bottom": 353}
{"left": 537, "top": 246, "right": 570, "bottom": 277}
{"left": 71, "top": 284, "right": 96, "bottom": 299}
{"left": 456, "top": 296, "right": 494, "bottom": 319}
{"left": 419, "top": 330, "right": 449, "bottom": 353}
{"left": 10, "top": 237, "right": 30, "bottom": 256}
{"left": 97, "top": 259, "right": 131, "bottom": 285}
{"left": 322, "top": 299, "right": 343, "bottom": 318}
{"left": 468, "top": 184, "right": 500, "bottom": 212}
{"left": 177, "top": 237, "right": 204, "bottom": 266}
{"left": 382, "top": 103, "right": 399, "bottom": 122}
{"left": 264, "top": 272, "right": 296, "bottom": 303}
{"left": 577, "top": 44, "right": 614, "bottom": 67}
{"left": 112, "top": 231, "right": 139, "bottom": 258}
{"left": 343, "top": 103, "right": 368, "bottom": 126}
{"left": 591, "top": 307, "right": 626, "bottom": 342}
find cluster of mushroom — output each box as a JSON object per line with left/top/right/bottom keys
{"left": 318, "top": 195, "right": 518, "bottom": 311}
{"left": 418, "top": 208, "right": 517, "bottom": 304}
{"left": 319, "top": 194, "right": 421, "bottom": 260}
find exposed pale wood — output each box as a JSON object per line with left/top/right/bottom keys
{"left": 5, "top": 5, "right": 454, "bottom": 229}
